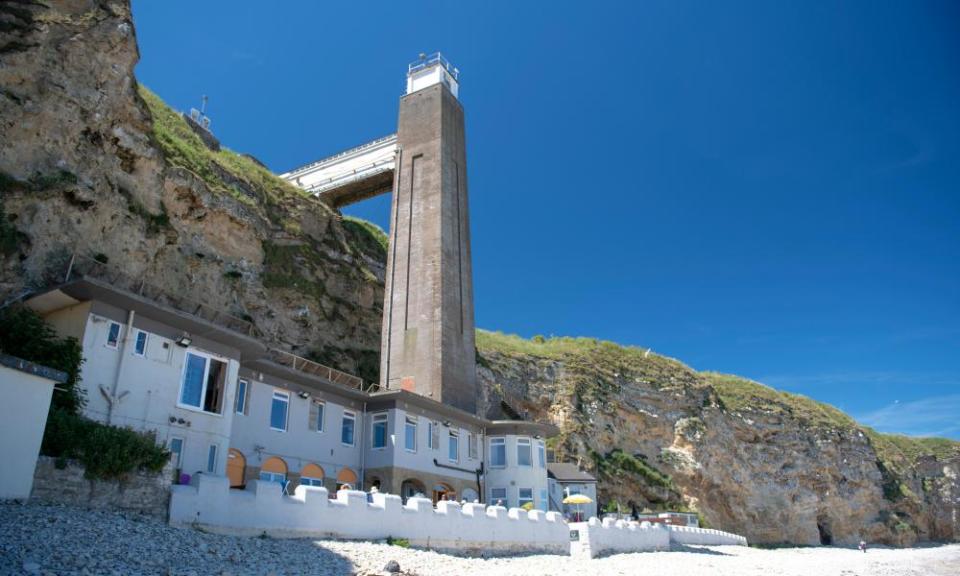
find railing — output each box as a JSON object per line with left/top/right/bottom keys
{"left": 282, "top": 134, "right": 397, "bottom": 178}
{"left": 64, "top": 254, "right": 259, "bottom": 338}
{"left": 409, "top": 52, "right": 459, "bottom": 80}
{"left": 266, "top": 348, "right": 374, "bottom": 392}
{"left": 301, "top": 158, "right": 395, "bottom": 195}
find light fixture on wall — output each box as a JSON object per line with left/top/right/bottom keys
{"left": 442, "top": 420, "right": 451, "bottom": 427}
{"left": 534, "top": 434, "right": 542, "bottom": 440}
{"left": 298, "top": 391, "right": 309, "bottom": 399}
{"left": 175, "top": 333, "right": 192, "bottom": 347}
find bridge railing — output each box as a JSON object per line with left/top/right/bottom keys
{"left": 409, "top": 52, "right": 458, "bottom": 80}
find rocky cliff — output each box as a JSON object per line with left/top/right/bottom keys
{"left": 1, "top": 0, "right": 956, "bottom": 547}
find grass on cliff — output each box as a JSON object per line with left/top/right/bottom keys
{"left": 701, "top": 372, "right": 858, "bottom": 431}
{"left": 342, "top": 215, "right": 388, "bottom": 258}
{"left": 138, "top": 85, "right": 323, "bottom": 215}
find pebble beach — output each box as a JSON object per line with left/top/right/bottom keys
{"left": 1, "top": 502, "right": 957, "bottom": 576}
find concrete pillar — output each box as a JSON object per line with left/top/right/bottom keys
{"left": 380, "top": 81, "right": 478, "bottom": 415}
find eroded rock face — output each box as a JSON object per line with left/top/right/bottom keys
{"left": 0, "top": 0, "right": 384, "bottom": 376}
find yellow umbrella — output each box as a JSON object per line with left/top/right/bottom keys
{"left": 562, "top": 494, "right": 593, "bottom": 521}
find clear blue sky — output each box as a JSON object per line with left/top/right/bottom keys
{"left": 131, "top": 1, "right": 959, "bottom": 439}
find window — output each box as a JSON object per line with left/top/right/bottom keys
{"left": 517, "top": 437, "right": 532, "bottom": 466}
{"left": 448, "top": 430, "right": 459, "bottom": 462}
{"left": 490, "top": 437, "right": 506, "bottom": 467}
{"left": 372, "top": 413, "right": 388, "bottom": 449}
{"left": 404, "top": 416, "right": 417, "bottom": 452}
{"left": 169, "top": 437, "right": 184, "bottom": 469}
{"left": 259, "top": 471, "right": 286, "bottom": 484}
{"left": 539, "top": 489, "right": 549, "bottom": 512}
{"left": 491, "top": 487, "right": 507, "bottom": 506}
{"left": 311, "top": 400, "right": 325, "bottom": 433}
{"left": 519, "top": 488, "right": 534, "bottom": 509}
{"left": 427, "top": 421, "right": 439, "bottom": 450}
{"left": 468, "top": 432, "right": 478, "bottom": 460}
{"left": 300, "top": 476, "right": 324, "bottom": 487}
{"left": 207, "top": 444, "right": 218, "bottom": 473}
{"left": 341, "top": 411, "right": 356, "bottom": 446}
{"left": 106, "top": 321, "right": 121, "bottom": 349}
{"left": 178, "top": 352, "right": 227, "bottom": 414}
{"left": 235, "top": 379, "right": 248, "bottom": 415}
{"left": 133, "top": 330, "right": 148, "bottom": 356}
{"left": 538, "top": 442, "right": 546, "bottom": 468}
{"left": 269, "top": 391, "right": 289, "bottom": 431}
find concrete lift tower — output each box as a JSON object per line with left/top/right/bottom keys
{"left": 282, "top": 53, "right": 478, "bottom": 415}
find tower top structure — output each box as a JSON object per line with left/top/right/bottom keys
{"left": 407, "top": 52, "right": 460, "bottom": 99}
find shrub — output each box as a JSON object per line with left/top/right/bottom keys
{"left": 41, "top": 409, "right": 170, "bottom": 481}
{"left": 224, "top": 269, "right": 243, "bottom": 280}
{"left": 0, "top": 305, "right": 85, "bottom": 413}
{"left": 386, "top": 536, "right": 410, "bottom": 548}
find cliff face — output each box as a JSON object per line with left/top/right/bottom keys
{"left": 2, "top": 0, "right": 957, "bottom": 548}
{"left": 0, "top": 0, "right": 384, "bottom": 380}
{"left": 476, "top": 332, "right": 960, "bottom": 546}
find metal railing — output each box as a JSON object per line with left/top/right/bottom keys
{"left": 266, "top": 348, "right": 372, "bottom": 392}
{"left": 408, "top": 52, "right": 459, "bottom": 80}
{"left": 282, "top": 134, "right": 397, "bottom": 178}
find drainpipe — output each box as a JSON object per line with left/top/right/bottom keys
{"left": 358, "top": 400, "right": 367, "bottom": 490}
{"left": 104, "top": 309, "right": 135, "bottom": 424}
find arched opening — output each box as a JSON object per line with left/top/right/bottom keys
{"left": 226, "top": 449, "right": 246, "bottom": 488}
{"left": 365, "top": 475, "right": 383, "bottom": 492}
{"left": 259, "top": 456, "right": 287, "bottom": 484}
{"left": 432, "top": 482, "right": 455, "bottom": 504}
{"left": 336, "top": 467, "right": 358, "bottom": 490}
{"left": 461, "top": 487, "right": 479, "bottom": 503}
{"left": 300, "top": 463, "right": 325, "bottom": 487}
{"left": 400, "top": 478, "right": 427, "bottom": 503}
{"left": 816, "top": 514, "right": 833, "bottom": 546}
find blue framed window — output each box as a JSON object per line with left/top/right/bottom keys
{"left": 372, "top": 413, "right": 388, "bottom": 449}
{"left": 133, "top": 330, "right": 148, "bottom": 356}
{"left": 270, "top": 391, "right": 289, "bottom": 431}
{"left": 206, "top": 444, "right": 218, "bottom": 473}
{"left": 341, "top": 411, "right": 356, "bottom": 446}
{"left": 517, "top": 438, "right": 532, "bottom": 466}
{"left": 404, "top": 416, "right": 417, "bottom": 452}
{"left": 235, "top": 379, "right": 248, "bottom": 415}
{"left": 490, "top": 437, "right": 506, "bottom": 467}
{"left": 448, "top": 430, "right": 459, "bottom": 462}
{"left": 106, "top": 321, "right": 121, "bottom": 348}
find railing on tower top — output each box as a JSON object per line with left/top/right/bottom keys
{"left": 59, "top": 253, "right": 371, "bottom": 392}
{"left": 408, "top": 52, "right": 459, "bottom": 80}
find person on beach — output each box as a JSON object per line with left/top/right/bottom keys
{"left": 859, "top": 540, "right": 867, "bottom": 553}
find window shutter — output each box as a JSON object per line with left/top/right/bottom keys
{"left": 431, "top": 422, "right": 439, "bottom": 450}
{"left": 309, "top": 401, "right": 318, "bottom": 431}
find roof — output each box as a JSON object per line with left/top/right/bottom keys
{"left": 548, "top": 463, "right": 597, "bottom": 483}
{"left": 0, "top": 353, "right": 68, "bottom": 383}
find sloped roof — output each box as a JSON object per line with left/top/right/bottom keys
{"left": 548, "top": 463, "right": 597, "bottom": 483}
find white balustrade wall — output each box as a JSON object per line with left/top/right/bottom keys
{"left": 667, "top": 524, "right": 749, "bottom": 547}
{"left": 570, "top": 518, "right": 748, "bottom": 558}
{"left": 169, "top": 475, "right": 569, "bottom": 555}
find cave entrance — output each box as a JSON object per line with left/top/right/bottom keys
{"left": 816, "top": 515, "right": 833, "bottom": 546}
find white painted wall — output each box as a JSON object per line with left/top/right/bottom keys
{"left": 365, "top": 407, "right": 480, "bottom": 484}
{"left": 74, "top": 311, "right": 240, "bottom": 479}
{"left": 569, "top": 519, "right": 670, "bottom": 558}
{"left": 569, "top": 518, "right": 747, "bottom": 558}
{"left": 485, "top": 435, "right": 549, "bottom": 510}
{"left": 230, "top": 375, "right": 362, "bottom": 484}
{"left": 0, "top": 364, "right": 56, "bottom": 499}
{"left": 170, "top": 474, "right": 568, "bottom": 555}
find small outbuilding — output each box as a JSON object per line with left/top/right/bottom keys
{"left": 0, "top": 354, "right": 65, "bottom": 499}
{"left": 548, "top": 462, "right": 598, "bottom": 521}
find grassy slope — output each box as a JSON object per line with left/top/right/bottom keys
{"left": 139, "top": 84, "right": 387, "bottom": 262}
{"left": 475, "top": 330, "right": 960, "bottom": 472}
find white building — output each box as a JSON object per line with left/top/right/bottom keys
{"left": 23, "top": 275, "right": 556, "bottom": 509}
{"left": 548, "top": 462, "right": 598, "bottom": 521}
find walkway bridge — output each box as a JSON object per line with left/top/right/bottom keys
{"left": 280, "top": 134, "right": 397, "bottom": 208}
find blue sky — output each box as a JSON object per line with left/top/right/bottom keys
{"left": 131, "top": 1, "right": 960, "bottom": 439}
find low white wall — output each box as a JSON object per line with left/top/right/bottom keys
{"left": 570, "top": 518, "right": 670, "bottom": 558}
{"left": 170, "top": 474, "right": 569, "bottom": 555}
{"left": 667, "top": 525, "right": 748, "bottom": 547}
{"left": 570, "top": 518, "right": 748, "bottom": 558}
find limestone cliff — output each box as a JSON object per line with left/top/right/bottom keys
{"left": 1, "top": 0, "right": 957, "bottom": 548}
{"left": 476, "top": 331, "right": 960, "bottom": 546}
